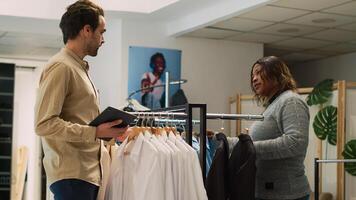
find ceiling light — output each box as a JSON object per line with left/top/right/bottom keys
{"left": 312, "top": 18, "right": 336, "bottom": 24}
{"left": 277, "top": 28, "right": 300, "bottom": 33}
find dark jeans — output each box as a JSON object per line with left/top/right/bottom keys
{"left": 50, "top": 179, "right": 99, "bottom": 200}
{"left": 256, "top": 194, "right": 310, "bottom": 200}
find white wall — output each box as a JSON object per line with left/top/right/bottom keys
{"left": 87, "top": 18, "right": 123, "bottom": 110}
{"left": 290, "top": 52, "right": 356, "bottom": 87}
{"left": 119, "top": 19, "right": 263, "bottom": 130}
{"left": 12, "top": 67, "right": 42, "bottom": 200}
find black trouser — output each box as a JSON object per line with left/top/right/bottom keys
{"left": 50, "top": 179, "right": 99, "bottom": 200}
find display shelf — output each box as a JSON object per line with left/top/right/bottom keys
{"left": 0, "top": 93, "right": 13, "bottom": 96}
{"left": 0, "top": 62, "right": 14, "bottom": 200}
{"left": 0, "top": 124, "right": 12, "bottom": 128}
{"left": 0, "top": 77, "right": 14, "bottom": 81}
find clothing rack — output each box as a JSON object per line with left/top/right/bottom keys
{"left": 314, "top": 158, "right": 356, "bottom": 200}
{"left": 130, "top": 111, "right": 264, "bottom": 121}
{"left": 129, "top": 103, "right": 264, "bottom": 183}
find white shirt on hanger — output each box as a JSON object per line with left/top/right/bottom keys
{"left": 106, "top": 133, "right": 164, "bottom": 200}
{"left": 169, "top": 131, "right": 190, "bottom": 200}
{"left": 177, "top": 134, "right": 208, "bottom": 200}
{"left": 159, "top": 134, "right": 180, "bottom": 200}
{"left": 144, "top": 130, "right": 175, "bottom": 200}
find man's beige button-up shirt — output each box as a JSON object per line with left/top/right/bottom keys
{"left": 35, "top": 47, "right": 102, "bottom": 186}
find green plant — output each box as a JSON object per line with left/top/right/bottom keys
{"left": 313, "top": 105, "right": 337, "bottom": 145}
{"left": 342, "top": 140, "right": 356, "bottom": 176}
{"left": 306, "top": 79, "right": 334, "bottom": 106}
{"left": 306, "top": 79, "right": 337, "bottom": 145}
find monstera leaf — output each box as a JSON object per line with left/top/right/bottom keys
{"left": 342, "top": 140, "right": 356, "bottom": 176}
{"left": 313, "top": 105, "right": 337, "bottom": 145}
{"left": 306, "top": 79, "right": 334, "bottom": 106}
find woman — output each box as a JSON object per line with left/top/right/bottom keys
{"left": 249, "top": 56, "right": 310, "bottom": 200}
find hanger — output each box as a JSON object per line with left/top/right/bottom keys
{"left": 122, "top": 98, "right": 150, "bottom": 112}
{"left": 219, "top": 115, "right": 225, "bottom": 133}
{"left": 171, "top": 113, "right": 178, "bottom": 135}
{"left": 128, "top": 113, "right": 142, "bottom": 141}
{"left": 164, "top": 112, "right": 172, "bottom": 133}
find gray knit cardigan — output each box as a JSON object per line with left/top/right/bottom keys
{"left": 250, "top": 90, "right": 311, "bottom": 199}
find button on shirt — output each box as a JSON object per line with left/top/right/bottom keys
{"left": 35, "top": 47, "right": 101, "bottom": 186}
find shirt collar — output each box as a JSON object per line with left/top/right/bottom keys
{"left": 62, "top": 47, "right": 89, "bottom": 71}
{"left": 130, "top": 133, "right": 144, "bottom": 157}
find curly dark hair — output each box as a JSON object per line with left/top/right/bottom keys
{"left": 150, "top": 52, "right": 166, "bottom": 70}
{"left": 59, "top": 0, "right": 104, "bottom": 44}
{"left": 250, "top": 56, "right": 297, "bottom": 106}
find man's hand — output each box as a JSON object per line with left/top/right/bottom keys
{"left": 95, "top": 119, "right": 128, "bottom": 139}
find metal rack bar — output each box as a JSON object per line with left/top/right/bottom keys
{"left": 199, "top": 104, "right": 207, "bottom": 183}
{"left": 152, "top": 118, "right": 200, "bottom": 124}
{"left": 127, "top": 79, "right": 187, "bottom": 99}
{"left": 165, "top": 72, "right": 170, "bottom": 108}
{"left": 130, "top": 111, "right": 264, "bottom": 121}
{"left": 314, "top": 158, "right": 356, "bottom": 200}
{"left": 317, "top": 159, "right": 356, "bottom": 163}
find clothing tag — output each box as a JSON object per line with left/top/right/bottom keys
{"left": 265, "top": 182, "right": 274, "bottom": 190}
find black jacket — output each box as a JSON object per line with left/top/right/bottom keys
{"left": 228, "top": 134, "right": 256, "bottom": 200}
{"left": 206, "top": 133, "right": 229, "bottom": 200}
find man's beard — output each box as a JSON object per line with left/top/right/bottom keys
{"left": 89, "top": 47, "right": 99, "bottom": 56}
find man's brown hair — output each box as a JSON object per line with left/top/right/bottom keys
{"left": 59, "top": 0, "right": 104, "bottom": 44}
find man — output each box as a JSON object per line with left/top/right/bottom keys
{"left": 34, "top": 1, "right": 127, "bottom": 199}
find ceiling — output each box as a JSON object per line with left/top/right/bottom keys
{"left": 1, "top": 0, "right": 356, "bottom": 63}
{"left": 183, "top": 0, "right": 356, "bottom": 63}
{"left": 0, "top": 31, "right": 62, "bottom": 60}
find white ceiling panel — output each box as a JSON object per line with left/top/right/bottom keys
{"left": 324, "top": 1, "right": 356, "bottom": 17}
{"left": 271, "top": 0, "right": 351, "bottom": 11}
{"left": 184, "top": 28, "right": 239, "bottom": 39}
{"left": 29, "top": 47, "right": 60, "bottom": 57}
{"left": 0, "top": 32, "right": 62, "bottom": 48}
{"left": 0, "top": 44, "right": 32, "bottom": 55}
{"left": 287, "top": 12, "right": 356, "bottom": 27}
{"left": 305, "top": 29, "right": 356, "bottom": 42}
{"left": 211, "top": 18, "right": 273, "bottom": 32}
{"left": 304, "top": 49, "right": 340, "bottom": 56}
{"left": 226, "top": 32, "right": 290, "bottom": 43}
{"left": 0, "top": 31, "right": 6, "bottom": 38}
{"left": 271, "top": 38, "right": 334, "bottom": 49}
{"left": 240, "top": 6, "right": 310, "bottom": 22}
{"left": 281, "top": 52, "right": 326, "bottom": 62}
{"left": 264, "top": 47, "right": 295, "bottom": 56}
{"left": 319, "top": 43, "right": 356, "bottom": 53}
{"left": 338, "top": 22, "right": 356, "bottom": 31}
{"left": 255, "top": 23, "right": 324, "bottom": 36}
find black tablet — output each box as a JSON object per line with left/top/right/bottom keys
{"left": 89, "top": 106, "right": 136, "bottom": 128}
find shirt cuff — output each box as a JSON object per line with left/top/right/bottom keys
{"left": 83, "top": 126, "right": 97, "bottom": 143}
